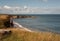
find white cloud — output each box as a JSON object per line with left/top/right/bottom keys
{"left": 0, "top": 5, "right": 60, "bottom": 14}
{"left": 24, "top": 6, "right": 27, "bottom": 9}
{"left": 3, "top": 5, "right": 11, "bottom": 9}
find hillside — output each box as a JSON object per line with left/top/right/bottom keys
{"left": 0, "top": 28, "right": 60, "bottom": 41}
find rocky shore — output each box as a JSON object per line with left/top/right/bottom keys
{"left": 0, "top": 14, "right": 35, "bottom": 19}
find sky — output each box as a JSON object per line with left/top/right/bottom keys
{"left": 0, "top": 0, "right": 60, "bottom": 14}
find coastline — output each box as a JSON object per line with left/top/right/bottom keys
{"left": 13, "top": 21, "right": 60, "bottom": 34}
{"left": 0, "top": 14, "right": 60, "bottom": 41}
{"left": 0, "top": 14, "right": 60, "bottom": 33}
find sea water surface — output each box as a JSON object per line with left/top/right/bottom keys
{"left": 13, "top": 14, "right": 60, "bottom": 33}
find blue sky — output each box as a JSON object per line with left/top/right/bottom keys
{"left": 0, "top": 0, "right": 60, "bottom": 14}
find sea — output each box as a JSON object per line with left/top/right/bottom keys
{"left": 13, "top": 14, "right": 60, "bottom": 33}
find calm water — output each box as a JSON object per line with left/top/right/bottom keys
{"left": 14, "top": 14, "right": 60, "bottom": 33}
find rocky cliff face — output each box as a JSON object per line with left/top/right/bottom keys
{"left": 12, "top": 15, "right": 35, "bottom": 19}
{"left": 0, "top": 14, "right": 35, "bottom": 19}
{"left": 0, "top": 14, "right": 35, "bottom": 28}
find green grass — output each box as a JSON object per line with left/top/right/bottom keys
{"left": 0, "top": 28, "right": 60, "bottom": 41}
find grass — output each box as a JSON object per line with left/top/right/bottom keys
{"left": 0, "top": 28, "right": 60, "bottom": 41}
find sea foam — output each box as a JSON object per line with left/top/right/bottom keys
{"left": 13, "top": 21, "right": 32, "bottom": 32}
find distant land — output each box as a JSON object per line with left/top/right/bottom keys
{"left": 0, "top": 13, "right": 60, "bottom": 16}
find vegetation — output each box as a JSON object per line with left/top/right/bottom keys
{"left": 0, "top": 28, "right": 60, "bottom": 41}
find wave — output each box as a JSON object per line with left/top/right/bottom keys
{"left": 13, "top": 21, "right": 32, "bottom": 32}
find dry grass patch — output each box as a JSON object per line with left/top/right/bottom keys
{"left": 0, "top": 28, "right": 59, "bottom": 41}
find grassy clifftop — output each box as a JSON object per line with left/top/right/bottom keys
{"left": 0, "top": 28, "right": 60, "bottom": 41}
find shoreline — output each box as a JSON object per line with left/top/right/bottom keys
{"left": 13, "top": 21, "right": 32, "bottom": 32}
{"left": 0, "top": 14, "right": 60, "bottom": 34}
{"left": 13, "top": 21, "right": 60, "bottom": 34}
